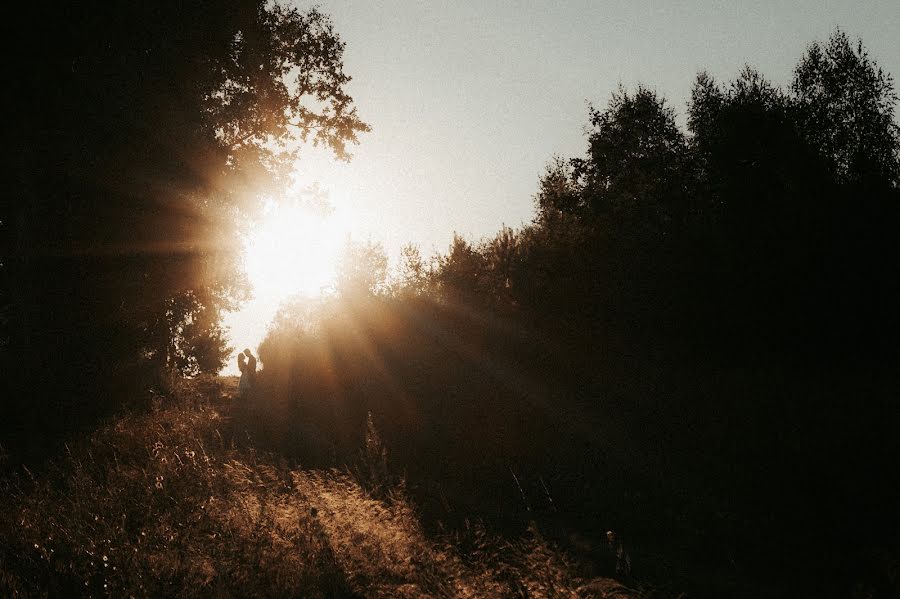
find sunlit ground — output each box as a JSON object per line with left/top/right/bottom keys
{"left": 221, "top": 196, "right": 358, "bottom": 375}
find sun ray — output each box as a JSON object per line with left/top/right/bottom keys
{"left": 243, "top": 201, "right": 351, "bottom": 301}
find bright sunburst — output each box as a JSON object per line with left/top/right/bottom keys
{"left": 244, "top": 201, "right": 349, "bottom": 302}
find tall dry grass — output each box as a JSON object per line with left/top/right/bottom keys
{"left": 0, "top": 377, "right": 628, "bottom": 598}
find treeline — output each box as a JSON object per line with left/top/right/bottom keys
{"left": 257, "top": 31, "right": 900, "bottom": 597}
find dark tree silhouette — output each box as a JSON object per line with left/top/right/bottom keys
{"left": 573, "top": 85, "right": 692, "bottom": 236}
{"left": 435, "top": 234, "right": 487, "bottom": 299}
{"left": 792, "top": 30, "right": 900, "bottom": 187}
{"left": 6, "top": 1, "right": 368, "bottom": 444}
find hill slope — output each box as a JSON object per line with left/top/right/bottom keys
{"left": 0, "top": 377, "right": 634, "bottom": 598}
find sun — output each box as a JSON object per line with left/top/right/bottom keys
{"left": 243, "top": 201, "right": 349, "bottom": 302}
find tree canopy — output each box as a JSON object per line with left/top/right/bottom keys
{"left": 792, "top": 30, "right": 900, "bottom": 186}
{"left": 6, "top": 1, "right": 368, "bottom": 434}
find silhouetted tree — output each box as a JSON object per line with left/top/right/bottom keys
{"left": 535, "top": 158, "right": 583, "bottom": 220}
{"left": 7, "top": 1, "right": 368, "bottom": 440}
{"left": 149, "top": 289, "right": 237, "bottom": 377}
{"left": 336, "top": 238, "right": 389, "bottom": 298}
{"left": 435, "top": 234, "right": 486, "bottom": 300}
{"left": 792, "top": 29, "right": 900, "bottom": 187}
{"left": 688, "top": 68, "right": 808, "bottom": 230}
{"left": 478, "top": 226, "right": 521, "bottom": 308}
{"left": 573, "top": 85, "right": 691, "bottom": 236}
{"left": 395, "top": 243, "right": 431, "bottom": 298}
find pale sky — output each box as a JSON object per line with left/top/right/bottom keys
{"left": 222, "top": 0, "right": 900, "bottom": 374}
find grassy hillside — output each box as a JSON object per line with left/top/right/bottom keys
{"left": 0, "top": 377, "right": 637, "bottom": 598}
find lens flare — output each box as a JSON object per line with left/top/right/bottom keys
{"left": 243, "top": 202, "right": 350, "bottom": 301}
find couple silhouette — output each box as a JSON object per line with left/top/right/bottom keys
{"left": 237, "top": 348, "right": 257, "bottom": 398}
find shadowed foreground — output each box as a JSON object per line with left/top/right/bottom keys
{"left": 0, "top": 377, "right": 635, "bottom": 598}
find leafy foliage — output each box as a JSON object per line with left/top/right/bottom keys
{"left": 573, "top": 86, "right": 691, "bottom": 234}
{"left": 336, "top": 238, "right": 390, "bottom": 298}
{"left": 6, "top": 1, "right": 369, "bottom": 439}
{"left": 395, "top": 244, "right": 432, "bottom": 298}
{"left": 792, "top": 30, "right": 900, "bottom": 186}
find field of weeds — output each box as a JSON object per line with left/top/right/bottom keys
{"left": 0, "top": 377, "right": 637, "bottom": 598}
